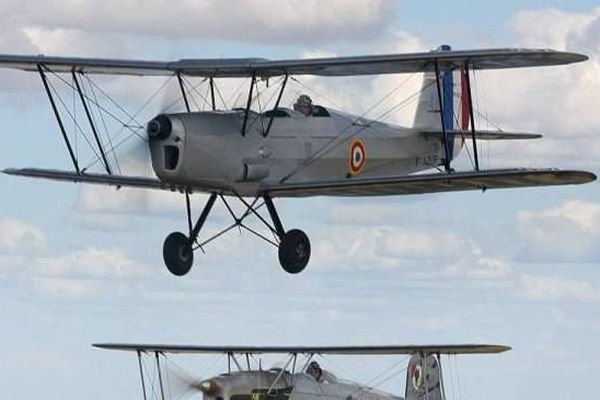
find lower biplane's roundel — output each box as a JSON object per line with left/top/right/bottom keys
{"left": 410, "top": 362, "right": 424, "bottom": 391}
{"left": 348, "top": 140, "right": 366, "bottom": 175}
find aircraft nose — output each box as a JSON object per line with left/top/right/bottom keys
{"left": 147, "top": 114, "right": 172, "bottom": 140}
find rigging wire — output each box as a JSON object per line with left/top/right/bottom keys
{"left": 82, "top": 75, "right": 175, "bottom": 171}
{"left": 280, "top": 75, "right": 428, "bottom": 183}
{"left": 47, "top": 76, "right": 102, "bottom": 163}
{"left": 82, "top": 73, "right": 122, "bottom": 174}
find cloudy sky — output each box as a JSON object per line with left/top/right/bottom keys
{"left": 0, "top": 1, "right": 598, "bottom": 399}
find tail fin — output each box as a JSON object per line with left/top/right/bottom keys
{"left": 413, "top": 45, "right": 471, "bottom": 159}
{"left": 405, "top": 353, "right": 443, "bottom": 400}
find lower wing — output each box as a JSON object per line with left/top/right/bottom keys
{"left": 3, "top": 167, "right": 595, "bottom": 198}
{"left": 261, "top": 169, "right": 596, "bottom": 197}
{"left": 2, "top": 168, "right": 231, "bottom": 193}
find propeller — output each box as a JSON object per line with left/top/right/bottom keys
{"left": 161, "top": 370, "right": 221, "bottom": 400}
{"left": 108, "top": 77, "right": 187, "bottom": 176}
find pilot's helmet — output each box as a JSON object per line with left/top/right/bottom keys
{"left": 306, "top": 361, "right": 322, "bottom": 377}
{"left": 296, "top": 94, "right": 312, "bottom": 107}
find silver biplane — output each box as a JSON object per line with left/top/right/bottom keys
{"left": 93, "top": 343, "right": 510, "bottom": 400}
{"left": 0, "top": 46, "right": 595, "bottom": 275}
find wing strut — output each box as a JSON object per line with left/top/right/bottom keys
{"left": 38, "top": 64, "right": 81, "bottom": 174}
{"left": 433, "top": 60, "right": 452, "bottom": 172}
{"left": 71, "top": 71, "right": 112, "bottom": 174}
{"left": 463, "top": 62, "right": 480, "bottom": 171}
{"left": 137, "top": 350, "right": 149, "bottom": 400}
{"left": 155, "top": 352, "right": 167, "bottom": 400}
{"left": 241, "top": 72, "right": 256, "bottom": 136}
{"left": 177, "top": 72, "right": 191, "bottom": 113}
{"left": 264, "top": 74, "right": 288, "bottom": 137}
{"left": 209, "top": 77, "right": 217, "bottom": 111}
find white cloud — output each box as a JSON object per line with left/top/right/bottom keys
{"left": 474, "top": 8, "right": 600, "bottom": 168}
{"left": 32, "top": 276, "right": 102, "bottom": 298}
{"left": 0, "top": 218, "right": 45, "bottom": 253}
{"left": 521, "top": 274, "right": 600, "bottom": 302}
{"left": 4, "top": 0, "right": 395, "bottom": 45}
{"left": 517, "top": 200, "right": 600, "bottom": 261}
{"left": 33, "top": 246, "right": 148, "bottom": 279}
{"left": 445, "top": 245, "right": 513, "bottom": 280}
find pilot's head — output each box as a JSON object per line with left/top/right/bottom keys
{"left": 294, "top": 94, "right": 313, "bottom": 116}
{"left": 306, "top": 361, "right": 322, "bottom": 381}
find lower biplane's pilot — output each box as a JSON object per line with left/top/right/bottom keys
{"left": 306, "top": 361, "right": 323, "bottom": 382}
{"left": 294, "top": 94, "right": 313, "bottom": 116}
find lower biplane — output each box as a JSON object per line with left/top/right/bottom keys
{"left": 0, "top": 46, "right": 595, "bottom": 275}
{"left": 93, "top": 343, "right": 510, "bottom": 400}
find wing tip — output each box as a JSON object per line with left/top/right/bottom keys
{"left": 567, "top": 170, "right": 597, "bottom": 184}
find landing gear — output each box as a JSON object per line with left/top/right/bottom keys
{"left": 162, "top": 193, "right": 311, "bottom": 276}
{"left": 163, "top": 232, "right": 193, "bottom": 276}
{"left": 278, "top": 229, "right": 311, "bottom": 274}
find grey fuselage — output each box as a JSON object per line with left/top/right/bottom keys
{"left": 149, "top": 107, "right": 461, "bottom": 196}
{"left": 202, "top": 369, "right": 403, "bottom": 400}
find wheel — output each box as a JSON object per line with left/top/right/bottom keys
{"left": 163, "top": 232, "right": 194, "bottom": 276}
{"left": 278, "top": 229, "right": 311, "bottom": 274}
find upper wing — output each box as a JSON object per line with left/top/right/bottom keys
{"left": 93, "top": 343, "right": 511, "bottom": 355}
{"left": 261, "top": 169, "right": 596, "bottom": 198}
{"left": 0, "top": 48, "right": 586, "bottom": 78}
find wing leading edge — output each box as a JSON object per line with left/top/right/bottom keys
{"left": 3, "top": 168, "right": 595, "bottom": 197}
{"left": 0, "top": 48, "right": 587, "bottom": 78}
{"left": 93, "top": 343, "right": 511, "bottom": 355}
{"left": 2, "top": 168, "right": 231, "bottom": 193}
{"left": 261, "top": 169, "right": 596, "bottom": 198}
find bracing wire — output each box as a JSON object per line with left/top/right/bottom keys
{"left": 280, "top": 74, "right": 428, "bottom": 183}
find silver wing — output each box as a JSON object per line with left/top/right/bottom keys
{"left": 261, "top": 169, "right": 596, "bottom": 198}
{"left": 0, "top": 48, "right": 587, "bottom": 78}
{"left": 4, "top": 168, "right": 595, "bottom": 197}
{"left": 93, "top": 343, "right": 511, "bottom": 355}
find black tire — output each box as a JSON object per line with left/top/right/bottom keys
{"left": 163, "top": 232, "right": 194, "bottom": 276}
{"left": 278, "top": 229, "right": 311, "bottom": 274}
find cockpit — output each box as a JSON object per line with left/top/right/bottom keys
{"left": 305, "top": 361, "right": 337, "bottom": 383}
{"left": 291, "top": 95, "right": 330, "bottom": 117}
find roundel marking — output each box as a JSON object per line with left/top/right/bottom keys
{"left": 410, "top": 363, "right": 424, "bottom": 391}
{"left": 348, "top": 140, "right": 366, "bottom": 175}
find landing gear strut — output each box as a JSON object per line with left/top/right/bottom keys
{"left": 162, "top": 193, "right": 310, "bottom": 276}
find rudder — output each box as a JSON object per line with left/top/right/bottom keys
{"left": 405, "top": 353, "right": 443, "bottom": 400}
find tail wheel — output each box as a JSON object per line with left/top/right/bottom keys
{"left": 278, "top": 229, "right": 311, "bottom": 274}
{"left": 163, "top": 232, "right": 194, "bottom": 276}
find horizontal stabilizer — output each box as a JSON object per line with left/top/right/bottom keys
{"left": 421, "top": 129, "right": 542, "bottom": 140}
{"left": 2, "top": 168, "right": 230, "bottom": 193}
{"left": 93, "top": 343, "right": 511, "bottom": 355}
{"left": 262, "top": 168, "right": 596, "bottom": 197}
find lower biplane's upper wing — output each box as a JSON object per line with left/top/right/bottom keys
{"left": 0, "top": 48, "right": 587, "bottom": 78}
{"left": 93, "top": 343, "right": 511, "bottom": 355}
{"left": 261, "top": 169, "right": 596, "bottom": 198}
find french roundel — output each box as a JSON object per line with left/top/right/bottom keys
{"left": 410, "top": 363, "right": 424, "bottom": 391}
{"left": 349, "top": 140, "right": 366, "bottom": 175}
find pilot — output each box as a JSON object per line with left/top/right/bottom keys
{"left": 306, "top": 361, "right": 323, "bottom": 382}
{"left": 293, "top": 94, "right": 313, "bottom": 117}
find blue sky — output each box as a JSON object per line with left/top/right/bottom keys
{"left": 0, "top": 1, "right": 598, "bottom": 400}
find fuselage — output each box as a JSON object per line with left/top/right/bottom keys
{"left": 148, "top": 106, "right": 463, "bottom": 196}
{"left": 201, "top": 369, "right": 403, "bottom": 400}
